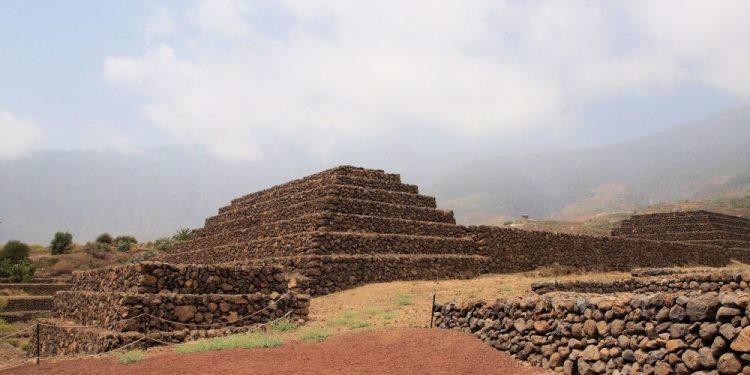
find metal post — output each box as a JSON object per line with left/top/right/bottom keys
{"left": 35, "top": 323, "right": 40, "bottom": 365}
{"left": 144, "top": 319, "right": 150, "bottom": 349}
{"left": 430, "top": 294, "right": 436, "bottom": 328}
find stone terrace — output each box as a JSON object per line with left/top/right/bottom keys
{"left": 612, "top": 210, "right": 750, "bottom": 250}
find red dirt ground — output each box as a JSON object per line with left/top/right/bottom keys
{"left": 6, "top": 328, "right": 551, "bottom": 375}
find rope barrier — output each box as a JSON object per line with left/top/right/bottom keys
{"left": 37, "top": 313, "right": 148, "bottom": 329}
{"left": 0, "top": 325, "right": 36, "bottom": 341}
{"left": 0, "top": 290, "right": 306, "bottom": 372}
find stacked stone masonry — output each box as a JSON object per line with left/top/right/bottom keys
{"left": 435, "top": 288, "right": 750, "bottom": 374}
{"left": 43, "top": 166, "right": 750, "bottom": 357}
{"left": 612, "top": 211, "right": 750, "bottom": 250}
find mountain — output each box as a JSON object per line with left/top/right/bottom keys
{"left": 1, "top": 107, "right": 749, "bottom": 243}
{"left": 431, "top": 107, "right": 750, "bottom": 223}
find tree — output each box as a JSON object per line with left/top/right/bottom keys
{"left": 95, "top": 233, "right": 113, "bottom": 244}
{"left": 1, "top": 240, "right": 30, "bottom": 263}
{"left": 50, "top": 231, "right": 73, "bottom": 255}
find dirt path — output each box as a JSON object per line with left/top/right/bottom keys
{"left": 6, "top": 328, "right": 550, "bottom": 375}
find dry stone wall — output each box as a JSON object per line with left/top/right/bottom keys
{"left": 531, "top": 271, "right": 750, "bottom": 295}
{"left": 53, "top": 290, "right": 308, "bottom": 333}
{"left": 71, "top": 261, "right": 290, "bottom": 295}
{"left": 468, "top": 226, "right": 735, "bottom": 273}
{"left": 435, "top": 290, "right": 750, "bottom": 374}
{"left": 612, "top": 211, "right": 750, "bottom": 250}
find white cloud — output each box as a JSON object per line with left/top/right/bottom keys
{"left": 84, "top": 126, "right": 145, "bottom": 155}
{"left": 0, "top": 110, "right": 44, "bottom": 159}
{"left": 103, "top": 0, "right": 750, "bottom": 160}
{"left": 145, "top": 5, "right": 175, "bottom": 39}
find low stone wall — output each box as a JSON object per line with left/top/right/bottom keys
{"left": 0, "top": 283, "right": 71, "bottom": 295}
{"left": 469, "top": 226, "right": 737, "bottom": 273}
{"left": 53, "top": 290, "right": 309, "bottom": 333}
{"left": 169, "top": 232, "right": 479, "bottom": 264}
{"left": 247, "top": 254, "right": 491, "bottom": 296}
{"left": 613, "top": 223, "right": 750, "bottom": 236}
{"left": 326, "top": 213, "right": 468, "bottom": 237}
{"left": 631, "top": 231, "right": 750, "bottom": 242}
{"left": 4, "top": 296, "right": 53, "bottom": 312}
{"left": 531, "top": 271, "right": 750, "bottom": 295}
{"left": 435, "top": 290, "right": 750, "bottom": 374}
{"left": 31, "top": 326, "right": 143, "bottom": 357}
{"left": 71, "top": 262, "right": 290, "bottom": 294}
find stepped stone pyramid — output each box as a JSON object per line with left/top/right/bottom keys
{"left": 166, "top": 166, "right": 489, "bottom": 289}
{"left": 611, "top": 210, "right": 750, "bottom": 249}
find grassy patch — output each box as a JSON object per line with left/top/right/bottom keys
{"left": 365, "top": 306, "right": 397, "bottom": 322}
{"left": 497, "top": 285, "right": 513, "bottom": 294}
{"left": 270, "top": 319, "right": 298, "bottom": 332}
{"left": 329, "top": 310, "right": 370, "bottom": 330}
{"left": 0, "top": 319, "right": 18, "bottom": 334}
{"left": 395, "top": 293, "right": 413, "bottom": 306}
{"left": 301, "top": 328, "right": 331, "bottom": 342}
{"left": 175, "top": 333, "right": 282, "bottom": 353}
{"left": 118, "top": 350, "right": 147, "bottom": 364}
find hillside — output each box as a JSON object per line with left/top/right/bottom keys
{"left": 1, "top": 107, "right": 749, "bottom": 243}
{"left": 432, "top": 107, "right": 750, "bottom": 224}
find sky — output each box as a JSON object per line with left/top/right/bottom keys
{"left": 1, "top": 0, "right": 749, "bottom": 161}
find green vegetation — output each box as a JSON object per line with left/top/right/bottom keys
{"left": 497, "top": 285, "right": 513, "bottom": 294}
{"left": 114, "top": 235, "right": 138, "bottom": 245}
{"left": 330, "top": 310, "right": 370, "bottom": 329}
{"left": 50, "top": 231, "right": 73, "bottom": 255}
{"left": 1, "top": 240, "right": 30, "bottom": 263}
{"left": 95, "top": 233, "right": 113, "bottom": 244}
{"left": 0, "top": 260, "right": 35, "bottom": 282}
{"left": 730, "top": 196, "right": 750, "bottom": 208}
{"left": 173, "top": 228, "right": 192, "bottom": 241}
{"left": 116, "top": 241, "right": 132, "bottom": 252}
{"left": 152, "top": 238, "right": 173, "bottom": 252}
{"left": 0, "top": 297, "right": 8, "bottom": 310}
{"left": 175, "top": 333, "right": 282, "bottom": 353}
{"left": 301, "top": 328, "right": 331, "bottom": 342}
{"left": 396, "top": 293, "right": 413, "bottom": 306}
{"left": 503, "top": 220, "right": 514, "bottom": 226}
{"left": 270, "top": 319, "right": 298, "bottom": 332}
{"left": 118, "top": 349, "right": 147, "bottom": 364}
{"left": 365, "top": 306, "right": 397, "bottom": 322}
{"left": 0, "top": 318, "right": 17, "bottom": 334}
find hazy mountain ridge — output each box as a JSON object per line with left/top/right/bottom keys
{"left": 431, "top": 107, "right": 750, "bottom": 223}
{"left": 1, "top": 107, "right": 749, "bottom": 243}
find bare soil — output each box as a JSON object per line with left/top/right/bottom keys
{"left": 6, "top": 328, "right": 550, "bottom": 375}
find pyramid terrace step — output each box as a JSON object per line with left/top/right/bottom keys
{"left": 621, "top": 211, "right": 750, "bottom": 227}
{"left": 0, "top": 283, "right": 72, "bottom": 295}
{"left": 614, "top": 230, "right": 750, "bottom": 242}
{"left": 230, "top": 167, "right": 413, "bottom": 206}
{"left": 174, "top": 213, "right": 469, "bottom": 254}
{"left": 202, "top": 197, "right": 455, "bottom": 231}
{"left": 612, "top": 222, "right": 750, "bottom": 236}
{"left": 0, "top": 310, "right": 49, "bottom": 323}
{"left": 677, "top": 239, "right": 750, "bottom": 249}
{"left": 3, "top": 295, "right": 53, "bottom": 312}
{"left": 218, "top": 184, "right": 436, "bottom": 216}
{"left": 246, "top": 254, "right": 491, "bottom": 296}
{"left": 168, "top": 231, "right": 479, "bottom": 264}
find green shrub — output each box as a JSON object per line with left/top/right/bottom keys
{"left": 116, "top": 241, "right": 132, "bottom": 252}
{"left": 0, "top": 297, "right": 8, "bottom": 311}
{"left": 0, "top": 260, "right": 35, "bottom": 282}
{"left": 1, "top": 240, "right": 30, "bottom": 263}
{"left": 95, "top": 233, "right": 113, "bottom": 244}
{"left": 50, "top": 231, "right": 73, "bottom": 255}
{"left": 172, "top": 228, "right": 192, "bottom": 241}
{"left": 114, "top": 235, "right": 137, "bottom": 245}
{"left": 302, "top": 329, "right": 331, "bottom": 342}
{"left": 118, "top": 350, "right": 147, "bottom": 364}
{"left": 153, "top": 238, "right": 173, "bottom": 252}
{"left": 175, "top": 333, "right": 282, "bottom": 353}
{"left": 0, "top": 318, "right": 17, "bottom": 334}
